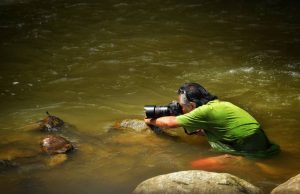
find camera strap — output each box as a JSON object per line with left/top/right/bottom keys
{"left": 184, "top": 128, "right": 206, "bottom": 136}
{"left": 183, "top": 127, "right": 198, "bottom": 135}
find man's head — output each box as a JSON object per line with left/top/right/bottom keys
{"left": 177, "top": 83, "right": 218, "bottom": 113}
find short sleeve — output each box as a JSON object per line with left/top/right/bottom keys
{"left": 176, "top": 106, "right": 209, "bottom": 133}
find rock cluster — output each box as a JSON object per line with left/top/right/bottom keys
{"left": 0, "top": 112, "right": 74, "bottom": 171}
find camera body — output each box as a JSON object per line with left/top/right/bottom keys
{"left": 144, "top": 101, "right": 183, "bottom": 118}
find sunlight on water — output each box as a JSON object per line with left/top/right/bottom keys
{"left": 0, "top": 0, "right": 300, "bottom": 193}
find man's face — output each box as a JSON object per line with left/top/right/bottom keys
{"left": 178, "top": 95, "right": 194, "bottom": 114}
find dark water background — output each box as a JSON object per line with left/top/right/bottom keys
{"left": 0, "top": 0, "right": 300, "bottom": 193}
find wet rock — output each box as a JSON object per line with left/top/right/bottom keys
{"left": 0, "top": 135, "right": 73, "bottom": 171}
{"left": 114, "top": 119, "right": 151, "bottom": 132}
{"left": 112, "top": 119, "right": 181, "bottom": 144}
{"left": 271, "top": 173, "right": 300, "bottom": 194}
{"left": 133, "top": 170, "right": 262, "bottom": 194}
{"left": 114, "top": 119, "right": 165, "bottom": 134}
{"left": 40, "top": 135, "right": 73, "bottom": 154}
{"left": 0, "top": 114, "right": 75, "bottom": 171}
{"left": 38, "top": 112, "right": 64, "bottom": 132}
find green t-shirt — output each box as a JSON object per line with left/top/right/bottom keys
{"left": 176, "top": 100, "right": 280, "bottom": 157}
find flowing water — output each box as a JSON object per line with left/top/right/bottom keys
{"left": 0, "top": 0, "right": 300, "bottom": 193}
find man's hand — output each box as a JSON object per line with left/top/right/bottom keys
{"left": 144, "top": 118, "right": 154, "bottom": 125}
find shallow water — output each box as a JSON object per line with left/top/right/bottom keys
{"left": 0, "top": 0, "right": 300, "bottom": 193}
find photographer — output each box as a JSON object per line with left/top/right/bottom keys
{"left": 144, "top": 83, "right": 280, "bottom": 158}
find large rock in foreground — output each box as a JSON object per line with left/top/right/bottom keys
{"left": 271, "top": 173, "right": 300, "bottom": 194}
{"left": 133, "top": 170, "right": 262, "bottom": 194}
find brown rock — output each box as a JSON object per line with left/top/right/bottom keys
{"left": 40, "top": 135, "right": 73, "bottom": 154}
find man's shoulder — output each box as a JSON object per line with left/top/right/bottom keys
{"left": 200, "top": 100, "right": 237, "bottom": 114}
{"left": 207, "top": 100, "right": 235, "bottom": 107}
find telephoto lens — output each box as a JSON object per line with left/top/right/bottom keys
{"left": 144, "top": 102, "right": 182, "bottom": 118}
{"left": 144, "top": 105, "right": 169, "bottom": 118}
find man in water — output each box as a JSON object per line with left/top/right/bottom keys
{"left": 144, "top": 83, "right": 280, "bottom": 160}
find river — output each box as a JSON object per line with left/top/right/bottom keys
{"left": 0, "top": 0, "right": 300, "bottom": 193}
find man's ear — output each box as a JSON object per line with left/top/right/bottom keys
{"left": 190, "top": 102, "right": 197, "bottom": 109}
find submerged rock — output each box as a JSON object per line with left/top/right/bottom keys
{"left": 114, "top": 119, "right": 151, "bottom": 132}
{"left": 133, "top": 170, "right": 262, "bottom": 194}
{"left": 0, "top": 159, "right": 18, "bottom": 171}
{"left": 46, "top": 154, "right": 68, "bottom": 167}
{"left": 114, "top": 119, "right": 164, "bottom": 134}
{"left": 40, "top": 135, "right": 73, "bottom": 154}
{"left": 271, "top": 173, "right": 300, "bottom": 194}
{"left": 0, "top": 147, "right": 37, "bottom": 160}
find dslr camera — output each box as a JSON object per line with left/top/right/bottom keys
{"left": 144, "top": 101, "right": 183, "bottom": 118}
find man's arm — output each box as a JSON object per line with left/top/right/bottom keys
{"left": 144, "top": 116, "right": 180, "bottom": 128}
